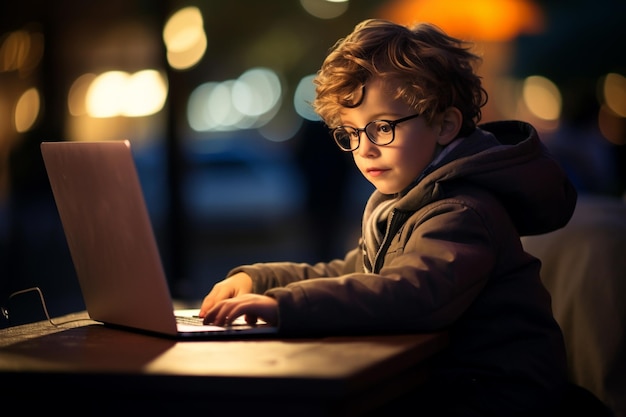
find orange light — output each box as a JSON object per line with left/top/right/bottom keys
{"left": 378, "top": 0, "right": 544, "bottom": 42}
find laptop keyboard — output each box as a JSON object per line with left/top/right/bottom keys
{"left": 175, "top": 315, "right": 204, "bottom": 326}
{"left": 175, "top": 314, "right": 264, "bottom": 327}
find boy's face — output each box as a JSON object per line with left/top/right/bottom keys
{"left": 339, "top": 77, "right": 442, "bottom": 195}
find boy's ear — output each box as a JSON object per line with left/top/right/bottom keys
{"left": 437, "top": 107, "right": 463, "bottom": 146}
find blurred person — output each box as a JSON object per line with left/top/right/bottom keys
{"left": 199, "top": 19, "right": 582, "bottom": 416}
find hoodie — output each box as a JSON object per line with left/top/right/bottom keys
{"left": 228, "top": 120, "right": 577, "bottom": 411}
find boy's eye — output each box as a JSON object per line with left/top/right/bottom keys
{"left": 379, "top": 124, "right": 392, "bottom": 133}
{"left": 371, "top": 121, "right": 393, "bottom": 135}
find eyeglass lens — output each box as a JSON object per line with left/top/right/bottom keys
{"left": 333, "top": 120, "right": 395, "bottom": 151}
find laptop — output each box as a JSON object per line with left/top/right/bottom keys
{"left": 40, "top": 140, "right": 278, "bottom": 339}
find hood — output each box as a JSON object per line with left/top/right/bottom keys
{"left": 399, "top": 120, "right": 578, "bottom": 236}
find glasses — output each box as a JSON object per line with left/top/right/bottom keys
{"left": 331, "top": 113, "right": 421, "bottom": 152}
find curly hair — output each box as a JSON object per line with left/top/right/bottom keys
{"left": 312, "top": 19, "right": 488, "bottom": 136}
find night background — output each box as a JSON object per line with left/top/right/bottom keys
{"left": 1, "top": 0, "right": 624, "bottom": 326}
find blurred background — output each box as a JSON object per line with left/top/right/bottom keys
{"left": 1, "top": 0, "right": 625, "bottom": 326}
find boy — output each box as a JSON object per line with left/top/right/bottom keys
{"left": 200, "top": 19, "right": 577, "bottom": 416}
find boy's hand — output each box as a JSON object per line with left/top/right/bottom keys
{"left": 202, "top": 294, "right": 279, "bottom": 327}
{"left": 198, "top": 272, "right": 253, "bottom": 317}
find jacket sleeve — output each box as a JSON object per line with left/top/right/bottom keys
{"left": 226, "top": 246, "right": 362, "bottom": 292}
{"left": 236, "top": 198, "right": 502, "bottom": 336}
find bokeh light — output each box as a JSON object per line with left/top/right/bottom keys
{"left": 522, "top": 75, "right": 561, "bottom": 121}
{"left": 163, "top": 6, "right": 207, "bottom": 70}
{"left": 68, "top": 73, "right": 97, "bottom": 117}
{"left": 0, "top": 28, "right": 44, "bottom": 76}
{"left": 187, "top": 68, "right": 282, "bottom": 133}
{"left": 84, "top": 70, "right": 167, "bottom": 118}
{"left": 14, "top": 87, "right": 40, "bottom": 132}
{"left": 379, "top": 0, "right": 543, "bottom": 42}
{"left": 299, "top": 0, "right": 350, "bottom": 19}
{"left": 602, "top": 73, "right": 626, "bottom": 118}
{"left": 294, "top": 74, "right": 321, "bottom": 121}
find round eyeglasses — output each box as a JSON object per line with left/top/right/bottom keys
{"left": 331, "top": 113, "right": 421, "bottom": 152}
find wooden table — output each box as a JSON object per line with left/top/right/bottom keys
{"left": 0, "top": 311, "right": 448, "bottom": 416}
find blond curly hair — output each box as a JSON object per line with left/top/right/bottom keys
{"left": 312, "top": 19, "right": 488, "bottom": 136}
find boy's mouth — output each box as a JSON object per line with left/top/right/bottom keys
{"left": 366, "top": 168, "right": 387, "bottom": 177}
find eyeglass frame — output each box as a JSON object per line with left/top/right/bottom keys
{"left": 330, "top": 113, "right": 421, "bottom": 152}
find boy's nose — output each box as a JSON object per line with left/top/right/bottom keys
{"left": 356, "top": 134, "right": 379, "bottom": 157}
